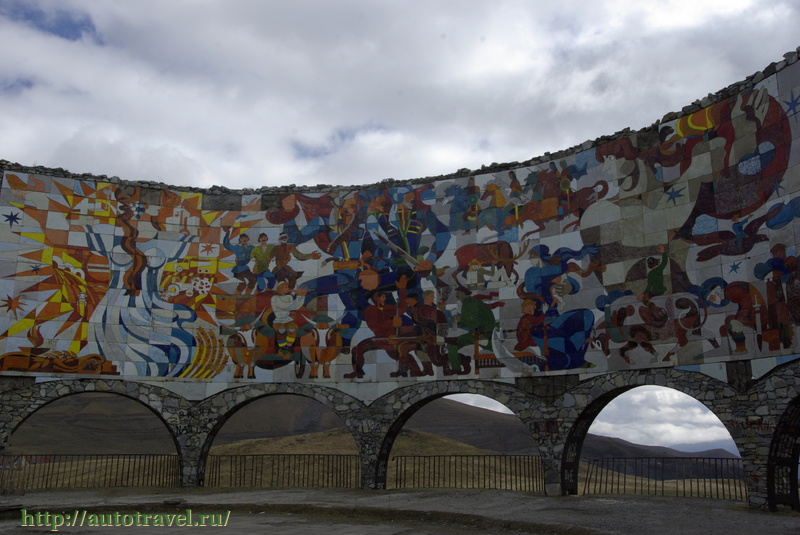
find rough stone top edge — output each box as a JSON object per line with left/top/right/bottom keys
{"left": 2, "top": 46, "right": 798, "bottom": 196}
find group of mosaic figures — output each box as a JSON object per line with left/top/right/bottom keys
{"left": 221, "top": 225, "right": 322, "bottom": 295}
{"left": 214, "top": 181, "right": 547, "bottom": 380}
{"left": 221, "top": 243, "right": 478, "bottom": 381}
{"left": 206, "top": 183, "right": 800, "bottom": 382}
{"left": 215, "top": 182, "right": 615, "bottom": 381}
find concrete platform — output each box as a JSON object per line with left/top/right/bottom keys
{"left": 1, "top": 488, "right": 799, "bottom": 534}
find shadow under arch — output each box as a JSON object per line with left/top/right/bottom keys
{"left": 2, "top": 379, "right": 185, "bottom": 460}
{"left": 768, "top": 394, "right": 800, "bottom": 511}
{"left": 195, "top": 387, "right": 362, "bottom": 485}
{"left": 371, "top": 380, "right": 538, "bottom": 489}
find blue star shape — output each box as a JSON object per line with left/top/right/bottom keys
{"left": 729, "top": 261, "right": 742, "bottom": 273}
{"left": 666, "top": 187, "right": 685, "bottom": 205}
{"left": 2, "top": 212, "right": 20, "bottom": 227}
{"left": 784, "top": 91, "right": 800, "bottom": 122}
{"left": 29, "top": 264, "right": 42, "bottom": 273}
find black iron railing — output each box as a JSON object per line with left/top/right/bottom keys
{"left": 582, "top": 457, "right": 747, "bottom": 501}
{"left": 205, "top": 454, "right": 361, "bottom": 488}
{"left": 390, "top": 455, "right": 544, "bottom": 491}
{"left": 0, "top": 454, "right": 180, "bottom": 493}
{"left": 2, "top": 452, "right": 748, "bottom": 501}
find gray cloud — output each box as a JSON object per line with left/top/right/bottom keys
{"left": 450, "top": 386, "right": 737, "bottom": 453}
{"left": 0, "top": 1, "right": 796, "bottom": 187}
{"left": 586, "top": 386, "right": 736, "bottom": 453}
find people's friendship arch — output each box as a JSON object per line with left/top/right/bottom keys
{"left": 1, "top": 49, "right": 800, "bottom": 511}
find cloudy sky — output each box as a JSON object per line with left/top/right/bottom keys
{"left": 582, "top": 386, "right": 737, "bottom": 453}
{"left": 0, "top": 0, "right": 787, "bottom": 453}
{"left": 0, "top": 0, "right": 798, "bottom": 189}
{"left": 450, "top": 387, "right": 738, "bottom": 454}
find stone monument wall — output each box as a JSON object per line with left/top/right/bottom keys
{"left": 1, "top": 50, "right": 800, "bottom": 403}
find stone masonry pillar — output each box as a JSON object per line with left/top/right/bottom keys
{"left": 344, "top": 409, "right": 390, "bottom": 490}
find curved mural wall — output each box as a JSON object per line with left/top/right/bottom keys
{"left": 2, "top": 53, "right": 800, "bottom": 393}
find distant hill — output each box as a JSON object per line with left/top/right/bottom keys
{"left": 209, "top": 427, "right": 489, "bottom": 457}
{"left": 6, "top": 392, "right": 737, "bottom": 460}
{"left": 405, "top": 398, "right": 539, "bottom": 455}
{"left": 7, "top": 392, "right": 175, "bottom": 454}
{"left": 580, "top": 434, "right": 739, "bottom": 460}
{"left": 666, "top": 439, "right": 739, "bottom": 456}
{"left": 210, "top": 393, "right": 346, "bottom": 445}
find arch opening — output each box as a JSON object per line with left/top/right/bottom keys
{"left": 383, "top": 393, "right": 541, "bottom": 490}
{"left": 568, "top": 385, "right": 743, "bottom": 500}
{"left": 4, "top": 392, "right": 180, "bottom": 489}
{"left": 8, "top": 392, "right": 177, "bottom": 454}
{"left": 202, "top": 393, "right": 358, "bottom": 488}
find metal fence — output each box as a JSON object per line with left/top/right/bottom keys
{"left": 0, "top": 454, "right": 180, "bottom": 493}
{"left": 205, "top": 454, "right": 361, "bottom": 488}
{"left": 1, "top": 452, "right": 747, "bottom": 500}
{"left": 582, "top": 457, "right": 747, "bottom": 501}
{"left": 390, "top": 455, "right": 544, "bottom": 491}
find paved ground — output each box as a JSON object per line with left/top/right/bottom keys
{"left": 1, "top": 488, "right": 798, "bottom": 534}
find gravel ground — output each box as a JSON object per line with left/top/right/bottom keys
{"left": 1, "top": 488, "right": 798, "bottom": 534}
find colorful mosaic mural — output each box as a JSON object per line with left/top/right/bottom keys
{"left": 2, "top": 64, "right": 800, "bottom": 384}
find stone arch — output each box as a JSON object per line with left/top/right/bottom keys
{"left": 560, "top": 384, "right": 635, "bottom": 495}
{"left": 0, "top": 378, "right": 190, "bottom": 483}
{"left": 0, "top": 379, "right": 188, "bottom": 449}
{"left": 367, "top": 380, "right": 543, "bottom": 489}
{"left": 192, "top": 383, "right": 365, "bottom": 485}
{"left": 768, "top": 393, "right": 800, "bottom": 511}
{"left": 736, "top": 357, "right": 800, "bottom": 510}
{"left": 559, "top": 368, "right": 739, "bottom": 496}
